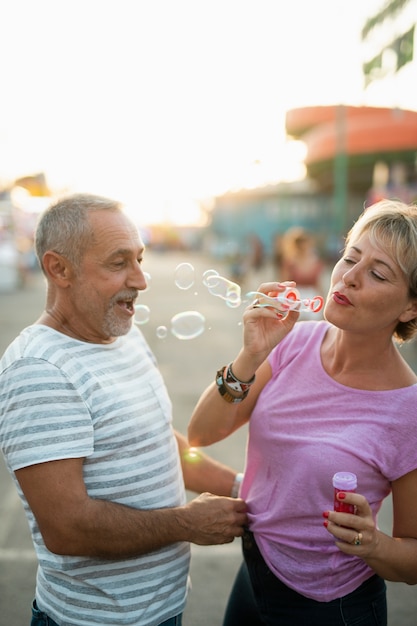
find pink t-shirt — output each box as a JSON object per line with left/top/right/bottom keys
{"left": 240, "top": 320, "right": 417, "bottom": 602}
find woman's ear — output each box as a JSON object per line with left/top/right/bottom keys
{"left": 399, "top": 298, "right": 417, "bottom": 323}
{"left": 42, "top": 251, "right": 73, "bottom": 287}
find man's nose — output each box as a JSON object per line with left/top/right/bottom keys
{"left": 128, "top": 262, "right": 148, "bottom": 290}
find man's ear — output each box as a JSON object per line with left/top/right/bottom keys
{"left": 42, "top": 251, "right": 73, "bottom": 287}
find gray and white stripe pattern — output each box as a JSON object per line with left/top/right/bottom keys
{"left": 0, "top": 325, "right": 190, "bottom": 625}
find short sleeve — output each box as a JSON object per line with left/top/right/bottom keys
{"left": 0, "top": 358, "right": 94, "bottom": 471}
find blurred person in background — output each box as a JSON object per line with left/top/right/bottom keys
{"left": 279, "top": 227, "right": 324, "bottom": 319}
{"left": 248, "top": 234, "right": 265, "bottom": 274}
{"left": 188, "top": 199, "right": 417, "bottom": 626}
{"left": 0, "top": 192, "right": 247, "bottom": 626}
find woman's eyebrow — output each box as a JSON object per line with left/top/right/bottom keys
{"left": 348, "top": 245, "right": 397, "bottom": 276}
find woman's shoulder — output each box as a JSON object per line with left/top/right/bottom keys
{"left": 269, "top": 320, "right": 328, "bottom": 368}
{"left": 288, "top": 319, "right": 329, "bottom": 343}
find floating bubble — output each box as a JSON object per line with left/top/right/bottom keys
{"left": 171, "top": 311, "right": 205, "bottom": 340}
{"left": 134, "top": 304, "right": 151, "bottom": 325}
{"left": 225, "top": 287, "right": 242, "bottom": 308}
{"left": 204, "top": 274, "right": 242, "bottom": 308}
{"left": 142, "top": 272, "right": 151, "bottom": 292}
{"left": 202, "top": 268, "right": 220, "bottom": 287}
{"left": 156, "top": 326, "right": 168, "bottom": 339}
{"left": 174, "top": 263, "right": 195, "bottom": 290}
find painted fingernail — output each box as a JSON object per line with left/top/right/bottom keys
{"left": 323, "top": 520, "right": 329, "bottom": 528}
{"left": 322, "top": 511, "right": 329, "bottom": 518}
{"left": 338, "top": 492, "right": 346, "bottom": 500}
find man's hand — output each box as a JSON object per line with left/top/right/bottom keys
{"left": 180, "top": 493, "right": 247, "bottom": 545}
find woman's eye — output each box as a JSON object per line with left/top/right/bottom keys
{"left": 371, "top": 272, "right": 386, "bottom": 281}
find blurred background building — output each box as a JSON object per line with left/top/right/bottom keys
{"left": 206, "top": 0, "right": 417, "bottom": 265}
{"left": 0, "top": 0, "right": 416, "bottom": 288}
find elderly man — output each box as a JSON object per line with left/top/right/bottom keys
{"left": 0, "top": 193, "right": 247, "bottom": 626}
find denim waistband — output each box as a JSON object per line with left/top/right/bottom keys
{"left": 32, "top": 599, "right": 182, "bottom": 626}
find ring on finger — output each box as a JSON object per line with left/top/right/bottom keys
{"left": 353, "top": 532, "right": 363, "bottom": 546}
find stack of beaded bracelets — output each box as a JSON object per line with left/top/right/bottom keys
{"left": 216, "top": 362, "right": 256, "bottom": 403}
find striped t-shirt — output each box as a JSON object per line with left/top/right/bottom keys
{"left": 0, "top": 324, "right": 190, "bottom": 626}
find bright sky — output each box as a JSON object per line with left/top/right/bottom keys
{"left": 0, "top": 0, "right": 403, "bottom": 225}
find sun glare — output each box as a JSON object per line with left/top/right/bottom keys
{"left": 0, "top": 1, "right": 399, "bottom": 227}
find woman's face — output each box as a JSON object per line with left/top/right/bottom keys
{"left": 324, "top": 231, "right": 417, "bottom": 335}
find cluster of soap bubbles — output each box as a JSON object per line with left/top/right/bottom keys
{"left": 173, "top": 262, "right": 242, "bottom": 308}
{"left": 134, "top": 262, "right": 323, "bottom": 340}
{"left": 134, "top": 262, "right": 242, "bottom": 341}
{"left": 202, "top": 270, "right": 242, "bottom": 308}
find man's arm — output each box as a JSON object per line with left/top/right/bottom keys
{"left": 15, "top": 457, "right": 247, "bottom": 558}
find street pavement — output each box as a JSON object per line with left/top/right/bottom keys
{"left": 1, "top": 250, "right": 416, "bottom": 625}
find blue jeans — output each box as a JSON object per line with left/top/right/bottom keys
{"left": 160, "top": 617, "right": 182, "bottom": 626}
{"left": 223, "top": 530, "right": 387, "bottom": 626}
{"left": 31, "top": 599, "right": 182, "bottom": 626}
{"left": 31, "top": 600, "right": 60, "bottom": 626}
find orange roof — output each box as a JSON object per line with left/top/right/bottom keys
{"left": 285, "top": 105, "right": 417, "bottom": 164}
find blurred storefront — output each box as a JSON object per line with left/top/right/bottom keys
{"left": 0, "top": 181, "right": 51, "bottom": 292}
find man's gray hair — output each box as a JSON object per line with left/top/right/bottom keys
{"left": 35, "top": 193, "right": 122, "bottom": 273}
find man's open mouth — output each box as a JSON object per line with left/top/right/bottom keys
{"left": 117, "top": 299, "right": 135, "bottom": 313}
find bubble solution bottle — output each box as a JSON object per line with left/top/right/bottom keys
{"left": 333, "top": 472, "right": 357, "bottom": 514}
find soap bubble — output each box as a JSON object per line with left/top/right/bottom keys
{"left": 142, "top": 272, "right": 151, "bottom": 292}
{"left": 174, "top": 263, "right": 195, "bottom": 290}
{"left": 204, "top": 274, "right": 241, "bottom": 308}
{"left": 134, "top": 304, "right": 151, "bottom": 325}
{"left": 171, "top": 311, "right": 205, "bottom": 340}
{"left": 156, "top": 326, "right": 168, "bottom": 339}
{"left": 202, "top": 268, "right": 220, "bottom": 287}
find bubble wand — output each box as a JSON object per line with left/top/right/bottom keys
{"left": 246, "top": 286, "right": 324, "bottom": 317}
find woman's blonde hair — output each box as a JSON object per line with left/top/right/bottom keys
{"left": 345, "top": 199, "right": 417, "bottom": 341}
